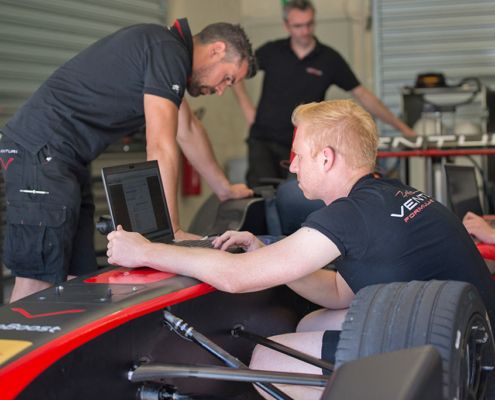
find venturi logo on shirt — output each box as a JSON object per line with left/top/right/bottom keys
{"left": 391, "top": 191, "right": 433, "bottom": 223}
{"left": 171, "top": 84, "right": 180, "bottom": 94}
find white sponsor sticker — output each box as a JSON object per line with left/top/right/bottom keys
{"left": 0, "top": 323, "right": 61, "bottom": 334}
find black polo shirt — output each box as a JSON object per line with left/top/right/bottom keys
{"left": 4, "top": 19, "right": 193, "bottom": 164}
{"left": 251, "top": 38, "right": 360, "bottom": 147}
{"left": 303, "top": 174, "right": 495, "bottom": 331}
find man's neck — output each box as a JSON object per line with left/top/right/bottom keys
{"left": 323, "top": 168, "right": 372, "bottom": 205}
{"left": 290, "top": 37, "right": 316, "bottom": 60}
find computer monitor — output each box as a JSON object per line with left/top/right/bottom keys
{"left": 444, "top": 164, "right": 484, "bottom": 219}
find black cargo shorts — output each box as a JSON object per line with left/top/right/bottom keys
{"left": 0, "top": 136, "right": 97, "bottom": 284}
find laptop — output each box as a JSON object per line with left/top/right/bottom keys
{"left": 444, "top": 164, "right": 484, "bottom": 219}
{"left": 101, "top": 160, "right": 214, "bottom": 248}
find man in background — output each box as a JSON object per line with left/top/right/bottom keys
{"left": 1, "top": 19, "right": 257, "bottom": 301}
{"left": 234, "top": 0, "right": 415, "bottom": 187}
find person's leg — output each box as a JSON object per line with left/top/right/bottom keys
{"left": 246, "top": 138, "right": 282, "bottom": 188}
{"left": 10, "top": 277, "right": 52, "bottom": 302}
{"left": 269, "top": 141, "right": 292, "bottom": 181}
{"left": 297, "top": 308, "right": 348, "bottom": 332}
{"left": 250, "top": 331, "right": 326, "bottom": 400}
{"left": 0, "top": 138, "right": 52, "bottom": 301}
{"left": 2, "top": 140, "right": 82, "bottom": 301}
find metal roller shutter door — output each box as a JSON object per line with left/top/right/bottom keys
{"left": 0, "top": 0, "right": 167, "bottom": 127}
{"left": 373, "top": 0, "right": 495, "bottom": 136}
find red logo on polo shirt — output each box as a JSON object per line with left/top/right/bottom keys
{"left": 306, "top": 67, "right": 323, "bottom": 77}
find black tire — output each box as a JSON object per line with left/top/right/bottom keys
{"left": 335, "top": 280, "right": 495, "bottom": 400}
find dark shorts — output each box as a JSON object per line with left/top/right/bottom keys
{"left": 0, "top": 136, "right": 97, "bottom": 284}
{"left": 321, "top": 330, "right": 340, "bottom": 375}
{"left": 246, "top": 137, "right": 293, "bottom": 188}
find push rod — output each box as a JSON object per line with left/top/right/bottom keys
{"left": 233, "top": 328, "right": 334, "bottom": 372}
{"left": 129, "top": 363, "right": 327, "bottom": 386}
{"left": 163, "top": 311, "right": 293, "bottom": 400}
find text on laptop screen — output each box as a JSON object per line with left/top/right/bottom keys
{"left": 104, "top": 163, "right": 173, "bottom": 240}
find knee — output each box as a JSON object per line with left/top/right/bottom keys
{"left": 296, "top": 309, "right": 325, "bottom": 332}
{"left": 296, "top": 308, "right": 348, "bottom": 332}
{"left": 250, "top": 344, "right": 269, "bottom": 371}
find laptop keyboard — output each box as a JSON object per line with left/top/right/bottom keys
{"left": 173, "top": 239, "right": 214, "bottom": 249}
{"left": 173, "top": 238, "right": 244, "bottom": 253}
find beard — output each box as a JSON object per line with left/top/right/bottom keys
{"left": 187, "top": 81, "right": 216, "bottom": 97}
{"left": 187, "top": 64, "right": 216, "bottom": 97}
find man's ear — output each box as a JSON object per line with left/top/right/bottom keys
{"left": 209, "top": 41, "right": 227, "bottom": 60}
{"left": 283, "top": 20, "right": 290, "bottom": 33}
{"left": 322, "top": 147, "right": 335, "bottom": 171}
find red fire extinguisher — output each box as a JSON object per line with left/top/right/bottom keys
{"left": 182, "top": 153, "right": 201, "bottom": 196}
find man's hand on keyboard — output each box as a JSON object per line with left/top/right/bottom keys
{"left": 463, "top": 212, "right": 495, "bottom": 244}
{"left": 212, "top": 231, "right": 265, "bottom": 252}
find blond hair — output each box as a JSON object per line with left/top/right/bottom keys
{"left": 291, "top": 99, "right": 378, "bottom": 170}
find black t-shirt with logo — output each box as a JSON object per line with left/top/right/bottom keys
{"left": 303, "top": 174, "right": 495, "bottom": 327}
{"left": 251, "top": 38, "right": 360, "bottom": 147}
{"left": 4, "top": 20, "right": 192, "bottom": 164}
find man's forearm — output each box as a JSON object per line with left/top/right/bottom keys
{"left": 144, "top": 93, "right": 183, "bottom": 233}
{"left": 352, "top": 86, "right": 416, "bottom": 137}
{"left": 148, "top": 143, "right": 181, "bottom": 232}
{"left": 370, "top": 101, "right": 414, "bottom": 135}
{"left": 177, "top": 100, "right": 233, "bottom": 199}
{"left": 177, "top": 119, "right": 232, "bottom": 199}
{"left": 142, "top": 243, "right": 241, "bottom": 292}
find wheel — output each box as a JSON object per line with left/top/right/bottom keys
{"left": 335, "top": 280, "right": 495, "bottom": 399}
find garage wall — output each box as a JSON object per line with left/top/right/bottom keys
{"left": 0, "top": 0, "right": 167, "bottom": 127}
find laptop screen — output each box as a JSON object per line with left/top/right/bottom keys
{"left": 444, "top": 164, "right": 484, "bottom": 219}
{"left": 101, "top": 161, "right": 174, "bottom": 242}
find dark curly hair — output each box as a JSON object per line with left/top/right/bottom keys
{"left": 195, "top": 22, "right": 257, "bottom": 79}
